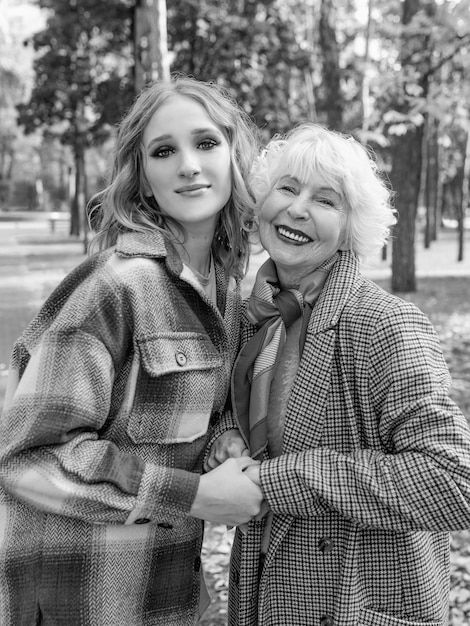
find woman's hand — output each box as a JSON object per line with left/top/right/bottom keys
{"left": 190, "top": 456, "right": 263, "bottom": 526}
{"left": 204, "top": 428, "right": 249, "bottom": 471}
{"left": 242, "top": 463, "right": 270, "bottom": 522}
{"left": 242, "top": 463, "right": 260, "bottom": 486}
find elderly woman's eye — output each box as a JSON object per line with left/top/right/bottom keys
{"left": 317, "top": 197, "right": 335, "bottom": 207}
{"left": 278, "top": 185, "right": 296, "bottom": 194}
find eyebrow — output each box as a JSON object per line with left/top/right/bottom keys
{"left": 279, "top": 175, "right": 301, "bottom": 183}
{"left": 146, "top": 127, "right": 222, "bottom": 150}
{"left": 279, "top": 175, "right": 340, "bottom": 193}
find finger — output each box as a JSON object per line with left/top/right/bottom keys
{"left": 203, "top": 452, "right": 218, "bottom": 472}
{"left": 203, "top": 459, "right": 213, "bottom": 472}
{"left": 236, "top": 456, "right": 260, "bottom": 471}
{"left": 225, "top": 441, "right": 247, "bottom": 458}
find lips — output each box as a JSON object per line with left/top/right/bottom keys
{"left": 276, "top": 225, "right": 312, "bottom": 244}
{"left": 175, "top": 184, "right": 210, "bottom": 193}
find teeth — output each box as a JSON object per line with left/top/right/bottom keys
{"left": 278, "top": 226, "right": 310, "bottom": 243}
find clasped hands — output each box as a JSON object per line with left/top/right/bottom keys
{"left": 189, "top": 429, "right": 269, "bottom": 527}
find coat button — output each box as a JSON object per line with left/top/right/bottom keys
{"left": 194, "top": 556, "right": 201, "bottom": 572}
{"left": 175, "top": 352, "right": 187, "bottom": 366}
{"left": 320, "top": 616, "right": 334, "bottom": 626}
{"left": 318, "top": 537, "right": 335, "bottom": 553}
{"left": 157, "top": 522, "right": 173, "bottom": 529}
{"left": 134, "top": 518, "right": 150, "bottom": 524}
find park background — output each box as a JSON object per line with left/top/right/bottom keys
{"left": 1, "top": 0, "right": 470, "bottom": 624}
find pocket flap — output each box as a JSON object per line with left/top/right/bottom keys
{"left": 359, "top": 608, "right": 442, "bottom": 626}
{"left": 138, "top": 333, "right": 222, "bottom": 376}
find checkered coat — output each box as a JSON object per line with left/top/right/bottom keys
{"left": 229, "top": 250, "right": 470, "bottom": 626}
{"left": 0, "top": 230, "right": 241, "bottom": 625}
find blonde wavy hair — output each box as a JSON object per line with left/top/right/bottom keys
{"left": 251, "top": 123, "right": 396, "bottom": 260}
{"left": 88, "top": 75, "right": 259, "bottom": 278}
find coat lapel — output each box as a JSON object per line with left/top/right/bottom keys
{"left": 282, "top": 251, "right": 360, "bottom": 454}
{"left": 260, "top": 252, "right": 361, "bottom": 572}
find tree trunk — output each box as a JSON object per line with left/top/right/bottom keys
{"left": 319, "top": 0, "right": 343, "bottom": 129}
{"left": 388, "top": 0, "right": 434, "bottom": 293}
{"left": 424, "top": 116, "right": 439, "bottom": 247}
{"left": 70, "top": 160, "right": 80, "bottom": 237}
{"left": 361, "top": 0, "right": 373, "bottom": 130}
{"left": 390, "top": 126, "right": 423, "bottom": 292}
{"left": 134, "top": 0, "right": 170, "bottom": 92}
{"left": 458, "top": 129, "right": 470, "bottom": 262}
{"left": 70, "top": 136, "right": 86, "bottom": 238}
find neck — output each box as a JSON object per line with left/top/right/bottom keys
{"left": 174, "top": 234, "right": 213, "bottom": 277}
{"left": 276, "top": 265, "right": 308, "bottom": 291}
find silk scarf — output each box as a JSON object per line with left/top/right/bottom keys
{"left": 232, "top": 255, "right": 337, "bottom": 459}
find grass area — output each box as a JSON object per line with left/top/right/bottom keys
{"left": 375, "top": 276, "right": 470, "bottom": 418}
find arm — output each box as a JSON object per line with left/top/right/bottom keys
{"left": 258, "top": 303, "right": 470, "bottom": 532}
{"left": 0, "top": 323, "right": 153, "bottom": 525}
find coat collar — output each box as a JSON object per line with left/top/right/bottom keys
{"left": 115, "top": 230, "right": 184, "bottom": 275}
{"left": 114, "top": 229, "right": 236, "bottom": 315}
{"left": 307, "top": 250, "right": 361, "bottom": 334}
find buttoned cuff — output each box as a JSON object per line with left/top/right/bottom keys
{"left": 125, "top": 462, "right": 200, "bottom": 525}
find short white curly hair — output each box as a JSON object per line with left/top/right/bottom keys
{"left": 251, "top": 123, "right": 396, "bottom": 261}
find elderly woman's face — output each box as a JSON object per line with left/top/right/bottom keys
{"left": 258, "top": 172, "right": 347, "bottom": 283}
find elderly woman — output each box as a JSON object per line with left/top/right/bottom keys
{"left": 207, "top": 123, "right": 470, "bottom": 626}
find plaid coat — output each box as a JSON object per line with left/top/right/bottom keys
{"left": 229, "top": 251, "right": 470, "bottom": 626}
{"left": 0, "top": 230, "right": 241, "bottom": 625}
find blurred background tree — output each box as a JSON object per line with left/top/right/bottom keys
{"left": 1, "top": 0, "right": 470, "bottom": 291}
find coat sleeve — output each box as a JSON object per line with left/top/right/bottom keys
{"left": 0, "top": 273, "right": 199, "bottom": 525}
{"left": 259, "top": 301, "right": 470, "bottom": 532}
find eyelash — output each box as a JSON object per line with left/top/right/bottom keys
{"left": 277, "top": 186, "right": 338, "bottom": 208}
{"left": 317, "top": 197, "right": 335, "bottom": 207}
{"left": 151, "top": 138, "right": 219, "bottom": 159}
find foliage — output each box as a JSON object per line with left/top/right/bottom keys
{"left": 7, "top": 0, "right": 470, "bottom": 284}
{"left": 17, "top": 0, "right": 135, "bottom": 146}
{"left": 167, "top": 0, "right": 311, "bottom": 136}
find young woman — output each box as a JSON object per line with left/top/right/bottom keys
{"left": 0, "top": 76, "right": 263, "bottom": 625}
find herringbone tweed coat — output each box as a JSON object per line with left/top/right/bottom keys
{"left": 229, "top": 251, "right": 470, "bottom": 626}
{"left": 0, "top": 230, "right": 241, "bottom": 625}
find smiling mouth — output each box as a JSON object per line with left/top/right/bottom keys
{"left": 175, "top": 184, "right": 210, "bottom": 193}
{"left": 276, "top": 225, "right": 312, "bottom": 244}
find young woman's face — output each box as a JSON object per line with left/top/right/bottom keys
{"left": 258, "top": 171, "right": 347, "bottom": 285}
{"left": 142, "top": 95, "right": 232, "bottom": 233}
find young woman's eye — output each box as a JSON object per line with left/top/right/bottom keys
{"left": 151, "top": 146, "right": 174, "bottom": 158}
{"left": 198, "top": 138, "right": 218, "bottom": 150}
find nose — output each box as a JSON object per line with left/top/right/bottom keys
{"left": 177, "top": 150, "right": 201, "bottom": 178}
{"left": 286, "top": 194, "right": 310, "bottom": 220}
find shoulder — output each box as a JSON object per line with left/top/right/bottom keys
{"left": 347, "top": 276, "right": 426, "bottom": 325}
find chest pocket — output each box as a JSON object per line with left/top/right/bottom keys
{"left": 127, "top": 333, "right": 224, "bottom": 444}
